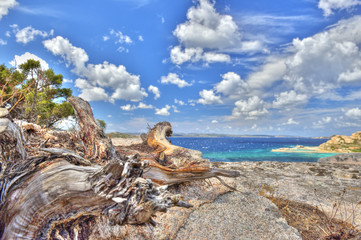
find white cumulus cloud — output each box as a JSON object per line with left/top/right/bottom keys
{"left": 197, "top": 89, "right": 223, "bottom": 105}
{"left": 75, "top": 78, "right": 109, "bottom": 101}
{"left": 174, "top": 0, "right": 240, "bottom": 49}
{"left": 170, "top": 0, "right": 258, "bottom": 65}
{"left": 272, "top": 90, "right": 308, "bottom": 110}
{"left": 10, "top": 52, "right": 49, "bottom": 70}
{"left": 282, "top": 118, "right": 300, "bottom": 125}
{"left": 44, "top": 36, "right": 147, "bottom": 102}
{"left": 43, "top": 36, "right": 88, "bottom": 73}
{"left": 215, "top": 72, "right": 248, "bottom": 99}
{"left": 318, "top": 0, "right": 361, "bottom": 16}
{"left": 174, "top": 98, "right": 185, "bottom": 105}
{"left": 0, "top": 0, "right": 18, "bottom": 20}
{"left": 120, "top": 102, "right": 154, "bottom": 111}
{"left": 231, "top": 96, "right": 268, "bottom": 120}
{"left": 155, "top": 105, "right": 171, "bottom": 116}
{"left": 245, "top": 16, "right": 361, "bottom": 105}
{"left": 12, "top": 25, "right": 53, "bottom": 44}
{"left": 148, "top": 85, "right": 160, "bottom": 99}
{"left": 161, "top": 73, "right": 192, "bottom": 88}
{"left": 345, "top": 107, "right": 361, "bottom": 119}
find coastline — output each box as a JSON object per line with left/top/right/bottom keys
{"left": 271, "top": 145, "right": 332, "bottom": 153}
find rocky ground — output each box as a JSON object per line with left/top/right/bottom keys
{"left": 110, "top": 138, "right": 361, "bottom": 240}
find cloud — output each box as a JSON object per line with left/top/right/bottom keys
{"left": 85, "top": 62, "right": 147, "bottom": 102}
{"left": 196, "top": 72, "right": 248, "bottom": 106}
{"left": 318, "top": 0, "right": 361, "bottom": 16}
{"left": 12, "top": 25, "right": 53, "bottom": 44}
{"left": 170, "top": 0, "right": 258, "bottom": 65}
{"left": 155, "top": 105, "right": 171, "bottom": 116}
{"left": 211, "top": 120, "right": 218, "bottom": 124}
{"left": 170, "top": 46, "right": 203, "bottom": 65}
{"left": 10, "top": 52, "right": 49, "bottom": 70}
{"left": 0, "top": 0, "right": 18, "bottom": 20}
{"left": 148, "top": 85, "right": 160, "bottom": 99}
{"left": 247, "top": 59, "right": 286, "bottom": 90}
{"left": 138, "top": 35, "right": 144, "bottom": 41}
{"left": 174, "top": 0, "right": 240, "bottom": 49}
{"left": 172, "top": 105, "right": 180, "bottom": 113}
{"left": 215, "top": 72, "right": 248, "bottom": 99}
{"left": 54, "top": 116, "right": 76, "bottom": 130}
{"left": 120, "top": 104, "right": 133, "bottom": 111}
{"left": 231, "top": 96, "right": 268, "bottom": 120}
{"left": 75, "top": 78, "right": 109, "bottom": 101}
{"left": 0, "top": 39, "right": 7, "bottom": 45}
{"left": 313, "top": 116, "right": 332, "bottom": 128}
{"left": 43, "top": 36, "right": 88, "bottom": 73}
{"left": 197, "top": 89, "right": 223, "bottom": 105}
{"left": 161, "top": 73, "right": 192, "bottom": 88}
{"left": 174, "top": 98, "right": 185, "bottom": 105}
{"left": 345, "top": 107, "right": 361, "bottom": 119}
{"left": 15, "top": 5, "right": 63, "bottom": 18}
{"left": 282, "top": 118, "right": 299, "bottom": 125}
{"left": 63, "top": 78, "right": 73, "bottom": 83}
{"left": 245, "top": 16, "right": 361, "bottom": 105}
{"left": 120, "top": 102, "right": 154, "bottom": 111}
{"left": 103, "top": 29, "right": 133, "bottom": 53}
{"left": 283, "top": 17, "right": 361, "bottom": 93}
{"left": 44, "top": 36, "right": 147, "bottom": 102}
{"left": 272, "top": 90, "right": 308, "bottom": 110}
{"left": 236, "top": 14, "right": 320, "bottom": 46}
{"left": 107, "top": 29, "right": 132, "bottom": 44}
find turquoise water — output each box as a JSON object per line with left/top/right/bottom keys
{"left": 169, "top": 137, "right": 338, "bottom": 162}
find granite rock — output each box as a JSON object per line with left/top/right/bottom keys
{"left": 175, "top": 191, "right": 301, "bottom": 240}
{"left": 318, "top": 153, "right": 361, "bottom": 164}
{"left": 214, "top": 161, "right": 361, "bottom": 228}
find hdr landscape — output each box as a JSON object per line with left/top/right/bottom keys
{"left": 1, "top": 0, "right": 361, "bottom": 137}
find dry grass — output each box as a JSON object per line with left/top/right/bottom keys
{"left": 251, "top": 184, "right": 361, "bottom": 240}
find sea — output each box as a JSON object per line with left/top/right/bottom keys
{"left": 169, "top": 137, "right": 338, "bottom": 163}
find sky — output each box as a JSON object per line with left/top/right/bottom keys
{"left": 1, "top": 0, "right": 361, "bottom": 137}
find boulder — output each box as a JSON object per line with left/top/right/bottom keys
{"left": 318, "top": 153, "right": 361, "bottom": 164}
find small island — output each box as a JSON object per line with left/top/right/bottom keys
{"left": 272, "top": 131, "right": 361, "bottom": 154}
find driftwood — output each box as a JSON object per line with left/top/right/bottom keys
{"left": 122, "top": 121, "right": 240, "bottom": 185}
{"left": 0, "top": 97, "right": 240, "bottom": 239}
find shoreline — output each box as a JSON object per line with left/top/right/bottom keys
{"left": 271, "top": 145, "right": 338, "bottom": 153}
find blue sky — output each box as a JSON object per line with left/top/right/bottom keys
{"left": 1, "top": 0, "right": 361, "bottom": 137}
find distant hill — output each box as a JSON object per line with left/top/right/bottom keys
{"left": 170, "top": 133, "right": 313, "bottom": 138}
{"left": 107, "top": 132, "right": 138, "bottom": 138}
{"left": 319, "top": 131, "right": 361, "bottom": 152}
{"left": 108, "top": 131, "right": 329, "bottom": 139}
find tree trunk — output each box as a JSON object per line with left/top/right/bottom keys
{"left": 0, "top": 97, "right": 240, "bottom": 239}
{"left": 67, "top": 96, "right": 117, "bottom": 164}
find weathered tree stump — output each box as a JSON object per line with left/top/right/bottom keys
{"left": 68, "top": 96, "right": 117, "bottom": 164}
{"left": 0, "top": 97, "right": 240, "bottom": 239}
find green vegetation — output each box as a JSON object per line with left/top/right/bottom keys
{"left": 96, "top": 119, "right": 106, "bottom": 130}
{"left": 1, "top": 60, "right": 74, "bottom": 127}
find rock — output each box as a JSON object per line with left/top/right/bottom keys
{"left": 214, "top": 161, "right": 361, "bottom": 229}
{"left": 0, "top": 108, "right": 9, "bottom": 118}
{"left": 175, "top": 191, "right": 301, "bottom": 240}
{"left": 92, "top": 161, "right": 360, "bottom": 239}
{"left": 319, "top": 131, "right": 361, "bottom": 152}
{"left": 318, "top": 153, "right": 361, "bottom": 165}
